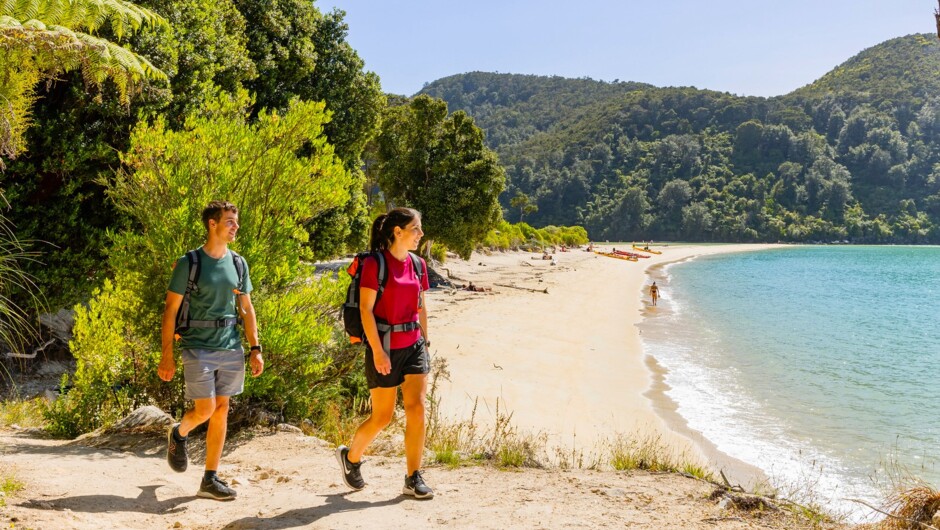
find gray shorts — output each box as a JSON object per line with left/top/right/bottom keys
{"left": 181, "top": 348, "right": 245, "bottom": 400}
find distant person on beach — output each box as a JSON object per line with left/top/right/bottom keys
{"left": 159, "top": 200, "right": 264, "bottom": 501}
{"left": 336, "top": 208, "right": 434, "bottom": 499}
{"left": 465, "top": 282, "right": 491, "bottom": 292}
{"left": 649, "top": 281, "right": 659, "bottom": 306}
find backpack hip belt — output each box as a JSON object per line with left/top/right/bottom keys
{"left": 375, "top": 320, "right": 420, "bottom": 353}
{"left": 185, "top": 317, "right": 242, "bottom": 329}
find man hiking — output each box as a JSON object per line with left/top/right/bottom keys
{"left": 158, "top": 200, "right": 264, "bottom": 500}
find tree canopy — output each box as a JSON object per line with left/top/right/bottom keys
{"left": 374, "top": 95, "right": 505, "bottom": 258}
{"left": 421, "top": 35, "right": 940, "bottom": 243}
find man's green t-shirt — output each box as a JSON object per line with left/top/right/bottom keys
{"left": 168, "top": 248, "right": 253, "bottom": 351}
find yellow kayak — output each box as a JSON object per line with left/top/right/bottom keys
{"left": 632, "top": 245, "right": 662, "bottom": 255}
{"left": 595, "top": 251, "right": 638, "bottom": 261}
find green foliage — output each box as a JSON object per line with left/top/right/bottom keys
{"left": 608, "top": 432, "right": 712, "bottom": 480}
{"left": 4, "top": 0, "right": 382, "bottom": 312}
{"left": 241, "top": 276, "right": 350, "bottom": 420}
{"left": 0, "top": 473, "right": 23, "bottom": 507}
{"left": 111, "top": 90, "right": 350, "bottom": 292}
{"left": 0, "top": 192, "right": 39, "bottom": 353}
{"left": 1, "top": 0, "right": 257, "bottom": 310}
{"left": 422, "top": 35, "right": 940, "bottom": 243}
{"left": 43, "top": 278, "right": 158, "bottom": 437}
{"left": 375, "top": 95, "right": 505, "bottom": 258}
{"left": 0, "top": 0, "right": 169, "bottom": 164}
{"left": 0, "top": 397, "right": 45, "bottom": 428}
{"left": 52, "top": 91, "right": 355, "bottom": 435}
{"left": 234, "top": 2, "right": 384, "bottom": 257}
{"left": 480, "top": 220, "right": 588, "bottom": 251}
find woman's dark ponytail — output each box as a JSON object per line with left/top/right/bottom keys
{"left": 369, "top": 208, "right": 420, "bottom": 253}
{"left": 369, "top": 214, "right": 389, "bottom": 253}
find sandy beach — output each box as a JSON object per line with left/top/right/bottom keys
{"left": 0, "top": 242, "right": 861, "bottom": 529}
{"left": 427, "top": 243, "right": 782, "bottom": 485}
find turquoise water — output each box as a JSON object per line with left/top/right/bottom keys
{"left": 639, "top": 246, "right": 940, "bottom": 517}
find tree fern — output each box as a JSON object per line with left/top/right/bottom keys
{"left": 0, "top": 0, "right": 168, "bottom": 165}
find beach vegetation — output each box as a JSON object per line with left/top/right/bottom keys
{"left": 481, "top": 220, "right": 589, "bottom": 252}
{"left": 878, "top": 483, "right": 940, "bottom": 530}
{"left": 608, "top": 432, "right": 713, "bottom": 480}
{"left": 0, "top": 194, "right": 40, "bottom": 359}
{"left": 0, "top": 0, "right": 382, "bottom": 311}
{"left": 424, "top": 358, "right": 544, "bottom": 469}
{"left": 0, "top": 0, "right": 169, "bottom": 166}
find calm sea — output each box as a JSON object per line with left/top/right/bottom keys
{"left": 639, "top": 245, "right": 940, "bottom": 518}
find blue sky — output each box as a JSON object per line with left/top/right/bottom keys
{"left": 323, "top": 0, "right": 934, "bottom": 97}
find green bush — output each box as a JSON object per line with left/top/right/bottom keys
{"left": 53, "top": 91, "right": 359, "bottom": 436}
{"left": 242, "top": 276, "right": 351, "bottom": 419}
{"left": 479, "top": 220, "right": 589, "bottom": 251}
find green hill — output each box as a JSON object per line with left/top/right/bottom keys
{"left": 420, "top": 34, "right": 940, "bottom": 243}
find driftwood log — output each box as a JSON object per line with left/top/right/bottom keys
{"left": 494, "top": 283, "right": 548, "bottom": 294}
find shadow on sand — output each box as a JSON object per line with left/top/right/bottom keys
{"left": 220, "top": 492, "right": 408, "bottom": 529}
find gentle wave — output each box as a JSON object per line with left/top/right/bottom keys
{"left": 640, "top": 246, "right": 940, "bottom": 519}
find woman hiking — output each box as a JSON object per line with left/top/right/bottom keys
{"left": 336, "top": 207, "right": 434, "bottom": 499}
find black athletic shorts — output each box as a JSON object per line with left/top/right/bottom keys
{"left": 365, "top": 338, "right": 430, "bottom": 389}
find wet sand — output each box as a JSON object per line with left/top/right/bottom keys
{"left": 426, "top": 243, "right": 782, "bottom": 485}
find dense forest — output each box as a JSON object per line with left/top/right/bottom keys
{"left": 421, "top": 34, "right": 940, "bottom": 244}
{"left": 0, "top": 1, "right": 515, "bottom": 434}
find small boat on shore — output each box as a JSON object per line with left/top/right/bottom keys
{"left": 595, "top": 251, "right": 638, "bottom": 261}
{"left": 613, "top": 249, "right": 649, "bottom": 259}
{"left": 632, "top": 245, "right": 662, "bottom": 255}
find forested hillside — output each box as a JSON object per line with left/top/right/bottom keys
{"left": 421, "top": 34, "right": 940, "bottom": 243}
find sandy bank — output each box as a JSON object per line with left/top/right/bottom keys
{"left": 426, "top": 243, "right": 783, "bottom": 484}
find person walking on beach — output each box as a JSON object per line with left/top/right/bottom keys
{"left": 159, "top": 200, "right": 264, "bottom": 501}
{"left": 649, "top": 281, "right": 659, "bottom": 306}
{"left": 336, "top": 207, "right": 434, "bottom": 499}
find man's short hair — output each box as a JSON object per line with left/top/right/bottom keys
{"left": 202, "top": 201, "right": 239, "bottom": 231}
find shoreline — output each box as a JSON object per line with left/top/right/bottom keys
{"left": 637, "top": 249, "right": 781, "bottom": 488}
{"left": 426, "top": 243, "right": 783, "bottom": 482}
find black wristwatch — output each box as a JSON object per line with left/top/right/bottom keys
{"left": 249, "top": 345, "right": 262, "bottom": 353}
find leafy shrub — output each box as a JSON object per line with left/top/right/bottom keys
{"left": 479, "top": 220, "right": 589, "bottom": 252}
{"left": 53, "top": 91, "right": 358, "bottom": 436}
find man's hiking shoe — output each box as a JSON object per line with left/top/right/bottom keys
{"left": 403, "top": 470, "right": 434, "bottom": 499}
{"left": 166, "top": 423, "right": 188, "bottom": 473}
{"left": 197, "top": 475, "right": 237, "bottom": 501}
{"left": 335, "top": 445, "right": 365, "bottom": 490}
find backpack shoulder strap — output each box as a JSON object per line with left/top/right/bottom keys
{"left": 408, "top": 252, "right": 425, "bottom": 309}
{"left": 408, "top": 252, "right": 423, "bottom": 281}
{"left": 175, "top": 249, "right": 201, "bottom": 335}
{"left": 186, "top": 249, "right": 201, "bottom": 292}
{"left": 230, "top": 250, "right": 246, "bottom": 292}
{"left": 374, "top": 251, "right": 388, "bottom": 303}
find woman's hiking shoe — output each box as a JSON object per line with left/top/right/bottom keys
{"left": 197, "top": 475, "right": 237, "bottom": 501}
{"left": 166, "top": 423, "right": 188, "bottom": 473}
{"left": 402, "top": 470, "right": 433, "bottom": 499}
{"left": 335, "top": 445, "right": 365, "bottom": 490}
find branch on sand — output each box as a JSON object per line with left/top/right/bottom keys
{"left": 494, "top": 283, "right": 548, "bottom": 294}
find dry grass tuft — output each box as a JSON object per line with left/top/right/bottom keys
{"left": 881, "top": 485, "right": 940, "bottom": 530}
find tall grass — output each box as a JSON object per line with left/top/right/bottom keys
{"left": 608, "top": 432, "right": 713, "bottom": 480}
{"left": 0, "top": 398, "right": 45, "bottom": 428}
{"left": 0, "top": 192, "right": 41, "bottom": 361}
{"left": 425, "top": 357, "right": 544, "bottom": 468}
